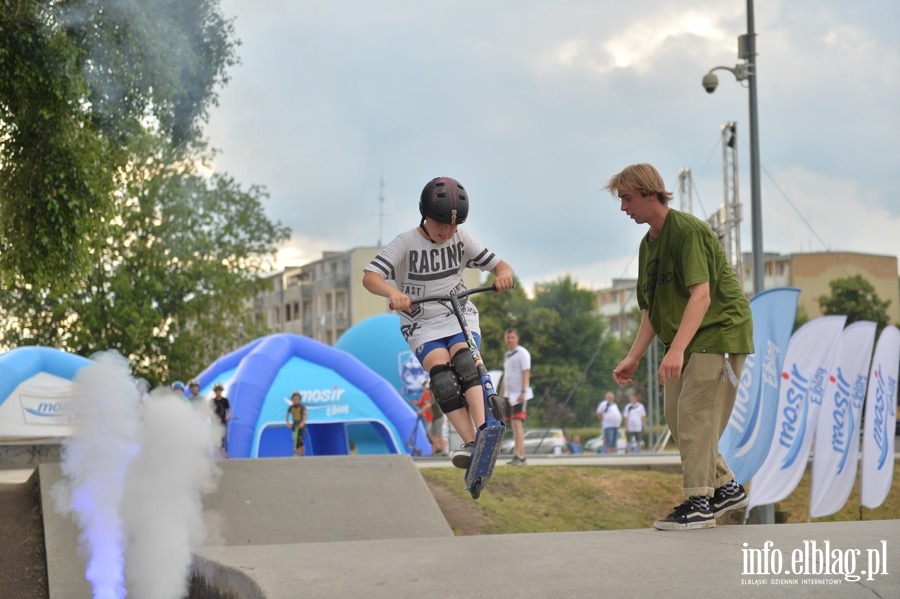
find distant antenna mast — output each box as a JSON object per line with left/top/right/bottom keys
{"left": 378, "top": 177, "right": 385, "bottom": 246}
{"left": 677, "top": 168, "right": 694, "bottom": 214}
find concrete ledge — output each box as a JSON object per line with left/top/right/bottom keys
{"left": 191, "top": 553, "right": 266, "bottom": 599}
{"left": 0, "top": 441, "right": 61, "bottom": 469}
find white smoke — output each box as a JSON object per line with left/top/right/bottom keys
{"left": 53, "top": 351, "right": 222, "bottom": 599}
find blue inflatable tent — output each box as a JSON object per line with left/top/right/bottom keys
{"left": 0, "top": 346, "right": 92, "bottom": 439}
{"left": 194, "top": 333, "right": 426, "bottom": 458}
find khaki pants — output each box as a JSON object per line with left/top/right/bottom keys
{"left": 663, "top": 352, "right": 746, "bottom": 498}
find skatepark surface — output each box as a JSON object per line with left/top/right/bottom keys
{"left": 9, "top": 453, "right": 900, "bottom": 598}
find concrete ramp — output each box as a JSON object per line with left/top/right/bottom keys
{"left": 192, "top": 520, "right": 900, "bottom": 599}
{"left": 39, "top": 455, "right": 451, "bottom": 598}
{"left": 202, "top": 455, "right": 453, "bottom": 545}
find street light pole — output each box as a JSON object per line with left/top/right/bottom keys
{"left": 745, "top": 0, "right": 764, "bottom": 296}
{"left": 703, "top": 0, "right": 764, "bottom": 296}
{"left": 703, "top": 0, "right": 772, "bottom": 525}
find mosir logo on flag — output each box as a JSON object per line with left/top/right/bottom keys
{"left": 747, "top": 315, "right": 846, "bottom": 512}
{"left": 809, "top": 321, "right": 876, "bottom": 518}
{"left": 720, "top": 287, "right": 799, "bottom": 484}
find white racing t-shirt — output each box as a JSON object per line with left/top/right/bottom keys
{"left": 365, "top": 226, "right": 502, "bottom": 354}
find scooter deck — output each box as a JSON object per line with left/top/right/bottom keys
{"left": 464, "top": 419, "right": 506, "bottom": 499}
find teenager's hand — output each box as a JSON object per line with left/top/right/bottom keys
{"left": 613, "top": 356, "right": 638, "bottom": 385}
{"left": 658, "top": 349, "right": 684, "bottom": 385}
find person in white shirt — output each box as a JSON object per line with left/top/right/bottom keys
{"left": 500, "top": 328, "right": 532, "bottom": 465}
{"left": 363, "top": 176, "right": 514, "bottom": 471}
{"left": 595, "top": 391, "right": 622, "bottom": 454}
{"left": 623, "top": 392, "right": 647, "bottom": 453}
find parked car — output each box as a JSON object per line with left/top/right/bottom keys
{"left": 500, "top": 428, "right": 568, "bottom": 455}
{"left": 584, "top": 435, "right": 604, "bottom": 453}
{"left": 585, "top": 430, "right": 628, "bottom": 453}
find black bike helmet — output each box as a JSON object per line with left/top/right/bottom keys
{"left": 419, "top": 177, "right": 469, "bottom": 225}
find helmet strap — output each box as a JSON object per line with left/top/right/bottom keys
{"left": 419, "top": 222, "right": 438, "bottom": 244}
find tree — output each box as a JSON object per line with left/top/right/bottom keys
{"left": 0, "top": 0, "right": 237, "bottom": 287}
{"left": 818, "top": 274, "right": 891, "bottom": 329}
{"left": 476, "top": 275, "right": 621, "bottom": 426}
{"left": 0, "top": 136, "right": 290, "bottom": 385}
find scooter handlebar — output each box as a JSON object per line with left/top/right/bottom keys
{"left": 410, "top": 283, "right": 500, "bottom": 306}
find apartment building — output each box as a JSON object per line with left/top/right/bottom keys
{"left": 594, "top": 278, "right": 641, "bottom": 339}
{"left": 743, "top": 251, "right": 900, "bottom": 324}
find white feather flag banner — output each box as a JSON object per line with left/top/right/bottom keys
{"left": 809, "top": 321, "right": 876, "bottom": 518}
{"left": 747, "top": 315, "right": 846, "bottom": 511}
{"left": 861, "top": 325, "right": 900, "bottom": 509}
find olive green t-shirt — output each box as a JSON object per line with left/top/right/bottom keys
{"left": 636, "top": 209, "right": 754, "bottom": 355}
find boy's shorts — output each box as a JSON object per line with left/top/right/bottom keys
{"left": 417, "top": 331, "right": 481, "bottom": 362}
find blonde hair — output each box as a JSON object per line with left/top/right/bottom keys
{"left": 604, "top": 163, "right": 673, "bottom": 205}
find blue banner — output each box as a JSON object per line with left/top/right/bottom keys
{"left": 719, "top": 287, "right": 800, "bottom": 484}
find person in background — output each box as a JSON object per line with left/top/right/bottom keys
{"left": 501, "top": 327, "right": 532, "bottom": 466}
{"left": 623, "top": 392, "right": 647, "bottom": 453}
{"left": 568, "top": 434, "right": 584, "bottom": 454}
{"left": 285, "top": 392, "right": 308, "bottom": 456}
{"left": 596, "top": 391, "right": 622, "bottom": 454}
{"left": 212, "top": 383, "right": 231, "bottom": 458}
{"left": 186, "top": 379, "right": 203, "bottom": 402}
{"left": 415, "top": 380, "right": 449, "bottom": 456}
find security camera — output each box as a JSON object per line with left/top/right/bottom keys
{"left": 702, "top": 73, "right": 719, "bottom": 94}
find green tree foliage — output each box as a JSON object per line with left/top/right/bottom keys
{"left": 476, "top": 275, "right": 625, "bottom": 427}
{"left": 0, "top": 0, "right": 236, "bottom": 287}
{"left": 0, "top": 136, "right": 290, "bottom": 385}
{"left": 818, "top": 274, "right": 892, "bottom": 329}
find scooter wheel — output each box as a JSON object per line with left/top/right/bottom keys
{"left": 489, "top": 395, "right": 503, "bottom": 420}
{"left": 470, "top": 479, "right": 483, "bottom": 499}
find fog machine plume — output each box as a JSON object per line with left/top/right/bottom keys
{"left": 52, "top": 351, "right": 222, "bottom": 599}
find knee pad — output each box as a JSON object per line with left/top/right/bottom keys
{"left": 429, "top": 364, "right": 464, "bottom": 414}
{"left": 451, "top": 349, "right": 480, "bottom": 392}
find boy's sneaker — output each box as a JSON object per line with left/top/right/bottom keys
{"left": 711, "top": 482, "right": 749, "bottom": 518}
{"left": 653, "top": 499, "right": 715, "bottom": 531}
{"left": 507, "top": 456, "right": 527, "bottom": 466}
{"left": 450, "top": 442, "right": 475, "bottom": 469}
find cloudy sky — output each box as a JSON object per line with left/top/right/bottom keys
{"left": 205, "top": 0, "right": 900, "bottom": 293}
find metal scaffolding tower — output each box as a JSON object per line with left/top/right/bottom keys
{"left": 706, "top": 121, "right": 744, "bottom": 288}
{"left": 677, "top": 167, "right": 694, "bottom": 214}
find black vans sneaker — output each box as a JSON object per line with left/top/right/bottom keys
{"left": 711, "top": 482, "right": 749, "bottom": 518}
{"left": 450, "top": 442, "right": 475, "bottom": 469}
{"left": 653, "top": 499, "right": 715, "bottom": 531}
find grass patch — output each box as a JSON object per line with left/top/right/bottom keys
{"left": 420, "top": 462, "right": 900, "bottom": 535}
